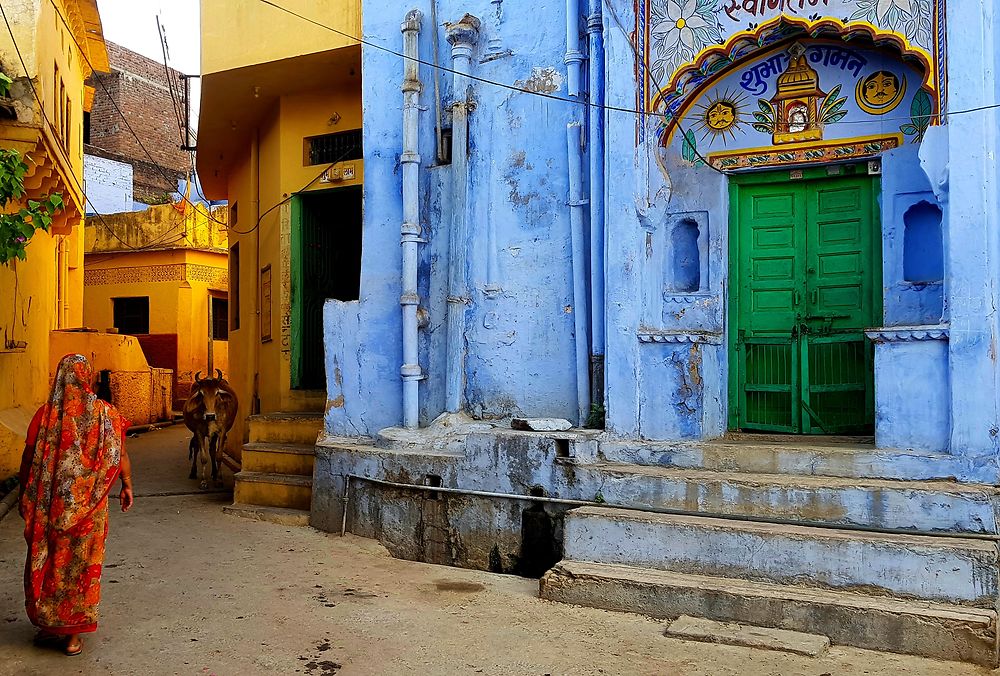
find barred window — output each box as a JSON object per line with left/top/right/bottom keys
{"left": 304, "top": 129, "right": 363, "bottom": 166}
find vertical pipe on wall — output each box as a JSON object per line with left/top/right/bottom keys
{"left": 566, "top": 0, "right": 591, "bottom": 425}
{"left": 400, "top": 10, "right": 424, "bottom": 428}
{"left": 587, "top": 0, "right": 606, "bottom": 402}
{"left": 444, "top": 15, "right": 481, "bottom": 414}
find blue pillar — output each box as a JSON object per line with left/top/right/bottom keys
{"left": 945, "top": 1, "right": 1000, "bottom": 455}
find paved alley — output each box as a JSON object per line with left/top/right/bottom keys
{"left": 0, "top": 426, "right": 987, "bottom": 675}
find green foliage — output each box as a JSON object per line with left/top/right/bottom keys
{"left": 820, "top": 84, "right": 848, "bottom": 124}
{"left": 681, "top": 129, "right": 704, "bottom": 167}
{"left": 0, "top": 72, "right": 12, "bottom": 99}
{"left": 752, "top": 99, "right": 776, "bottom": 134}
{"left": 0, "top": 149, "right": 62, "bottom": 264}
{"left": 901, "top": 89, "right": 933, "bottom": 142}
{"left": 584, "top": 402, "right": 605, "bottom": 429}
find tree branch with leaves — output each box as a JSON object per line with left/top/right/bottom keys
{"left": 0, "top": 148, "right": 63, "bottom": 264}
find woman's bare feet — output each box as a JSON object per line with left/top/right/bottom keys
{"left": 64, "top": 634, "right": 83, "bottom": 656}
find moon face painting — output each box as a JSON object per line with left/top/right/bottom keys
{"left": 856, "top": 70, "right": 906, "bottom": 115}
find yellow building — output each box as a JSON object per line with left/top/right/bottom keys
{"left": 83, "top": 202, "right": 230, "bottom": 410}
{"left": 0, "top": 1, "right": 107, "bottom": 476}
{"left": 197, "top": 0, "right": 363, "bottom": 513}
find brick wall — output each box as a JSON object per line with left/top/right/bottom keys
{"left": 88, "top": 42, "right": 191, "bottom": 202}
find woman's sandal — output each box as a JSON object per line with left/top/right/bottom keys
{"left": 64, "top": 637, "right": 83, "bottom": 656}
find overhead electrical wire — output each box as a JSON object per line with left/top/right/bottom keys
{"left": 256, "top": 0, "right": 998, "bottom": 127}
{"left": 0, "top": 4, "right": 194, "bottom": 253}
{"left": 46, "top": 0, "right": 228, "bottom": 227}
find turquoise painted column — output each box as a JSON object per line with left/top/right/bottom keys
{"left": 944, "top": 1, "right": 1000, "bottom": 456}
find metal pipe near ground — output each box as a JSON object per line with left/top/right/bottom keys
{"left": 342, "top": 474, "right": 1000, "bottom": 542}
{"left": 400, "top": 9, "right": 425, "bottom": 428}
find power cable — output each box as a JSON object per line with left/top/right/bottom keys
{"left": 256, "top": 0, "right": 996, "bottom": 127}
{"left": 228, "top": 143, "right": 362, "bottom": 236}
{"left": 601, "top": 0, "right": 723, "bottom": 173}
{"left": 0, "top": 3, "right": 187, "bottom": 252}
{"left": 46, "top": 0, "right": 228, "bottom": 226}
{"left": 156, "top": 15, "right": 187, "bottom": 147}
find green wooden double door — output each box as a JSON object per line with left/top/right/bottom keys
{"left": 729, "top": 169, "right": 880, "bottom": 434}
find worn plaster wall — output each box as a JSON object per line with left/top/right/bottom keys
{"left": 326, "top": 0, "right": 580, "bottom": 435}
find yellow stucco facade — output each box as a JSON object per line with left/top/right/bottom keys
{"left": 0, "top": 0, "right": 107, "bottom": 476}
{"left": 198, "top": 0, "right": 363, "bottom": 462}
{"left": 84, "top": 202, "right": 230, "bottom": 411}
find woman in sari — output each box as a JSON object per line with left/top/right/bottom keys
{"left": 18, "top": 353, "right": 134, "bottom": 656}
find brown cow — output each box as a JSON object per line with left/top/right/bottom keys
{"left": 183, "top": 369, "right": 239, "bottom": 489}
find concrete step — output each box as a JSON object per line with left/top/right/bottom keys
{"left": 242, "top": 442, "right": 316, "bottom": 476}
{"left": 563, "top": 506, "right": 999, "bottom": 606}
{"left": 248, "top": 413, "right": 324, "bottom": 445}
{"left": 597, "top": 439, "right": 978, "bottom": 482}
{"left": 579, "top": 462, "right": 999, "bottom": 534}
{"left": 540, "top": 561, "right": 998, "bottom": 666}
{"left": 223, "top": 503, "right": 311, "bottom": 527}
{"left": 233, "top": 471, "right": 312, "bottom": 511}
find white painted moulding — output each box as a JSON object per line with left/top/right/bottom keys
{"left": 637, "top": 331, "right": 723, "bottom": 345}
{"left": 865, "top": 326, "right": 949, "bottom": 343}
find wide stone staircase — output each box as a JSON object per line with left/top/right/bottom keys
{"left": 539, "top": 437, "right": 1000, "bottom": 667}
{"left": 224, "top": 413, "right": 323, "bottom": 526}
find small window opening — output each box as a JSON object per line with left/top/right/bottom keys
{"left": 554, "top": 439, "right": 570, "bottom": 459}
{"left": 113, "top": 297, "right": 150, "bottom": 335}
{"left": 230, "top": 244, "right": 241, "bottom": 331}
{"left": 672, "top": 219, "right": 701, "bottom": 292}
{"left": 211, "top": 297, "right": 229, "bottom": 341}
{"left": 903, "top": 201, "right": 944, "bottom": 283}
{"left": 229, "top": 201, "right": 238, "bottom": 227}
{"left": 83, "top": 111, "right": 90, "bottom": 144}
{"left": 438, "top": 127, "right": 453, "bottom": 166}
{"left": 424, "top": 474, "right": 443, "bottom": 500}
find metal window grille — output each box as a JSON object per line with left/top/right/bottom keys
{"left": 306, "top": 130, "right": 363, "bottom": 166}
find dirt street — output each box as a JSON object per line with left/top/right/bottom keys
{"left": 0, "top": 426, "right": 985, "bottom": 675}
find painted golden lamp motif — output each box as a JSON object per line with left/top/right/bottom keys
{"left": 770, "top": 44, "right": 825, "bottom": 145}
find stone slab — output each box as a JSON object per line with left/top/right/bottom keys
{"left": 563, "top": 506, "right": 1000, "bottom": 605}
{"left": 223, "top": 503, "right": 311, "bottom": 527}
{"left": 511, "top": 418, "right": 573, "bottom": 432}
{"left": 665, "top": 615, "right": 830, "bottom": 657}
{"left": 540, "top": 561, "right": 998, "bottom": 666}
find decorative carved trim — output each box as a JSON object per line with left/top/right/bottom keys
{"left": 865, "top": 326, "right": 949, "bottom": 343}
{"left": 85, "top": 264, "right": 229, "bottom": 288}
{"left": 662, "top": 293, "right": 715, "bottom": 305}
{"left": 638, "top": 331, "right": 723, "bottom": 345}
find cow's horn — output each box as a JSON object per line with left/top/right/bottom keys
{"left": 194, "top": 371, "right": 202, "bottom": 383}
{"left": 216, "top": 368, "right": 224, "bottom": 380}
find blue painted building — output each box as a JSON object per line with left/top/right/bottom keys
{"left": 310, "top": 1, "right": 1000, "bottom": 664}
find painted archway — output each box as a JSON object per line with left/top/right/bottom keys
{"left": 636, "top": 1, "right": 946, "bottom": 152}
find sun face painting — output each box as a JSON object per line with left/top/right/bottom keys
{"left": 691, "top": 91, "right": 748, "bottom": 144}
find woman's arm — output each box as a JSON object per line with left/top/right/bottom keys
{"left": 119, "top": 445, "right": 134, "bottom": 512}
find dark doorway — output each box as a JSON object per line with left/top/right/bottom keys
{"left": 291, "top": 186, "right": 363, "bottom": 391}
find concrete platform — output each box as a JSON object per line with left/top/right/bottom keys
{"left": 563, "top": 506, "right": 999, "bottom": 605}
{"left": 577, "top": 462, "right": 1000, "bottom": 533}
{"left": 664, "top": 615, "right": 830, "bottom": 657}
{"left": 540, "top": 560, "right": 998, "bottom": 666}
{"left": 247, "top": 412, "right": 324, "bottom": 445}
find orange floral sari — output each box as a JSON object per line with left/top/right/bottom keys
{"left": 19, "top": 354, "right": 126, "bottom": 635}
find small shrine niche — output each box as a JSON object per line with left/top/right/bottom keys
{"left": 771, "top": 43, "right": 823, "bottom": 145}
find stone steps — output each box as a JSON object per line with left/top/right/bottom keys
{"left": 247, "top": 412, "right": 324, "bottom": 445}
{"left": 223, "top": 503, "right": 311, "bottom": 527}
{"left": 540, "top": 561, "right": 998, "bottom": 666}
{"left": 233, "top": 471, "right": 313, "bottom": 511}
{"left": 242, "top": 442, "right": 315, "bottom": 476}
{"left": 597, "top": 439, "right": 981, "bottom": 482}
{"left": 577, "top": 462, "right": 999, "bottom": 534}
{"left": 228, "top": 413, "right": 323, "bottom": 523}
{"left": 562, "top": 506, "right": 999, "bottom": 606}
